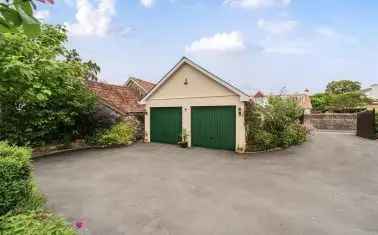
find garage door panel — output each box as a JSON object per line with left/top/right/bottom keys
{"left": 191, "top": 106, "right": 236, "bottom": 150}
{"left": 151, "top": 107, "right": 182, "bottom": 144}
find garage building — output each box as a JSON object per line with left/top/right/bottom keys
{"left": 140, "top": 57, "right": 249, "bottom": 152}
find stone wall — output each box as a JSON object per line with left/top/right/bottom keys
{"left": 122, "top": 113, "right": 145, "bottom": 140}
{"left": 304, "top": 113, "right": 357, "bottom": 130}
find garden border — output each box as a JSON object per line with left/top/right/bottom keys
{"left": 32, "top": 143, "right": 136, "bottom": 159}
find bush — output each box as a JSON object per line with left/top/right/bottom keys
{"left": 281, "top": 124, "right": 308, "bottom": 147}
{"left": 96, "top": 122, "right": 136, "bottom": 146}
{"left": 0, "top": 211, "right": 76, "bottom": 235}
{"left": 0, "top": 142, "right": 33, "bottom": 216}
{"left": 252, "top": 130, "right": 277, "bottom": 151}
{"left": 245, "top": 97, "right": 308, "bottom": 152}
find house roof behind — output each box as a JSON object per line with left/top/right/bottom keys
{"left": 254, "top": 91, "right": 265, "bottom": 98}
{"left": 87, "top": 81, "right": 145, "bottom": 114}
{"left": 279, "top": 94, "right": 313, "bottom": 110}
{"left": 132, "top": 78, "right": 155, "bottom": 93}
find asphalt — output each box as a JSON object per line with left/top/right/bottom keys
{"left": 34, "top": 132, "right": 378, "bottom": 235}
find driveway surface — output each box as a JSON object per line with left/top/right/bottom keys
{"left": 34, "top": 132, "right": 378, "bottom": 235}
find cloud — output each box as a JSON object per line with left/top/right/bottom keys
{"left": 315, "top": 26, "right": 359, "bottom": 45}
{"left": 140, "top": 0, "right": 154, "bottom": 8}
{"left": 257, "top": 19, "right": 297, "bottom": 34}
{"left": 260, "top": 37, "right": 311, "bottom": 55}
{"left": 224, "top": 0, "right": 291, "bottom": 9}
{"left": 65, "top": 0, "right": 116, "bottom": 37}
{"left": 185, "top": 32, "right": 246, "bottom": 53}
{"left": 315, "top": 26, "right": 340, "bottom": 38}
{"left": 34, "top": 10, "right": 50, "bottom": 21}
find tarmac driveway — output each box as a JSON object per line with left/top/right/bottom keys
{"left": 34, "top": 132, "right": 378, "bottom": 235}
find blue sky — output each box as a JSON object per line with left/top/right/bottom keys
{"left": 36, "top": 0, "right": 378, "bottom": 94}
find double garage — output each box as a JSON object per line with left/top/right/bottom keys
{"left": 140, "top": 57, "right": 249, "bottom": 152}
{"left": 150, "top": 106, "right": 236, "bottom": 150}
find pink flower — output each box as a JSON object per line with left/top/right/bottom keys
{"left": 74, "top": 219, "right": 86, "bottom": 230}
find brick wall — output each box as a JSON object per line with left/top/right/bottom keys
{"left": 304, "top": 113, "right": 357, "bottom": 130}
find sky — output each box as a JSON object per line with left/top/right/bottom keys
{"left": 36, "top": 0, "right": 378, "bottom": 94}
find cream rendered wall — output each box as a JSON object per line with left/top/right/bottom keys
{"left": 144, "top": 63, "right": 246, "bottom": 152}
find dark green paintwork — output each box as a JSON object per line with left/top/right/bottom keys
{"left": 191, "top": 106, "right": 236, "bottom": 150}
{"left": 151, "top": 107, "right": 182, "bottom": 144}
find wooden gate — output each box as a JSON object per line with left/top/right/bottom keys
{"left": 357, "top": 109, "right": 376, "bottom": 139}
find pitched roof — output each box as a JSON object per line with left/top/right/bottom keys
{"left": 140, "top": 57, "right": 250, "bottom": 104}
{"left": 132, "top": 78, "right": 155, "bottom": 93}
{"left": 87, "top": 81, "right": 145, "bottom": 114}
{"left": 254, "top": 91, "right": 265, "bottom": 98}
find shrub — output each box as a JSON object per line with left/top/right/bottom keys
{"left": 252, "top": 130, "right": 277, "bottom": 151}
{"left": 245, "top": 97, "right": 308, "bottom": 152}
{"left": 96, "top": 122, "right": 136, "bottom": 146}
{"left": 311, "top": 93, "right": 331, "bottom": 112}
{"left": 281, "top": 124, "right": 308, "bottom": 147}
{"left": 0, "top": 211, "right": 76, "bottom": 235}
{"left": 0, "top": 142, "right": 33, "bottom": 216}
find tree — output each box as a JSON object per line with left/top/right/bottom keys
{"left": 328, "top": 92, "right": 369, "bottom": 112}
{"left": 0, "top": 0, "right": 53, "bottom": 37}
{"left": 326, "top": 80, "right": 361, "bottom": 95}
{"left": 66, "top": 49, "right": 100, "bottom": 81}
{"left": 311, "top": 93, "right": 331, "bottom": 112}
{"left": 0, "top": 24, "right": 98, "bottom": 146}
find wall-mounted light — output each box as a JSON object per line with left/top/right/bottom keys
{"left": 238, "top": 107, "right": 242, "bottom": 116}
{"left": 145, "top": 109, "right": 148, "bottom": 116}
{"left": 184, "top": 78, "right": 188, "bottom": 85}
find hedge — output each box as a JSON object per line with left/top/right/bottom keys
{"left": 0, "top": 142, "right": 33, "bottom": 216}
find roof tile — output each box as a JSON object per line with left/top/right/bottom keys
{"left": 87, "top": 81, "right": 145, "bottom": 114}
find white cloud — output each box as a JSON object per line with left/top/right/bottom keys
{"left": 66, "top": 0, "right": 116, "bottom": 37}
{"left": 224, "top": 0, "right": 291, "bottom": 9}
{"left": 315, "top": 26, "right": 339, "bottom": 38}
{"left": 257, "top": 19, "right": 297, "bottom": 34}
{"left": 140, "top": 0, "right": 154, "bottom": 8}
{"left": 185, "top": 31, "right": 246, "bottom": 53}
{"left": 34, "top": 10, "right": 50, "bottom": 21}
{"left": 260, "top": 37, "right": 311, "bottom": 55}
{"left": 315, "top": 26, "right": 359, "bottom": 45}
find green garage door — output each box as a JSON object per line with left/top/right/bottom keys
{"left": 151, "top": 107, "right": 182, "bottom": 144}
{"left": 191, "top": 106, "right": 236, "bottom": 150}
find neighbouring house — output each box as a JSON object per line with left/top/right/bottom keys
{"left": 140, "top": 57, "right": 250, "bottom": 152}
{"left": 280, "top": 92, "right": 313, "bottom": 115}
{"left": 125, "top": 77, "right": 155, "bottom": 99}
{"left": 251, "top": 90, "right": 313, "bottom": 114}
{"left": 253, "top": 91, "right": 269, "bottom": 107}
{"left": 362, "top": 84, "right": 378, "bottom": 110}
{"left": 87, "top": 79, "right": 155, "bottom": 139}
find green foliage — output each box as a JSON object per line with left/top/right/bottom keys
{"left": 311, "top": 93, "right": 331, "bottom": 112}
{"left": 0, "top": 0, "right": 49, "bottom": 37}
{"left": 11, "top": 182, "right": 45, "bottom": 215}
{"left": 245, "top": 97, "right": 307, "bottom": 152}
{"left": 0, "top": 25, "right": 98, "bottom": 146}
{"left": 0, "top": 142, "right": 75, "bottom": 233}
{"left": 96, "top": 122, "right": 136, "bottom": 146}
{"left": 252, "top": 130, "right": 277, "bottom": 151}
{"left": 313, "top": 80, "right": 368, "bottom": 112}
{"left": 326, "top": 80, "right": 361, "bottom": 95}
{"left": 0, "top": 211, "right": 76, "bottom": 235}
{"left": 328, "top": 92, "right": 369, "bottom": 112}
{"left": 281, "top": 123, "right": 307, "bottom": 147}
{"left": 0, "top": 142, "right": 33, "bottom": 216}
